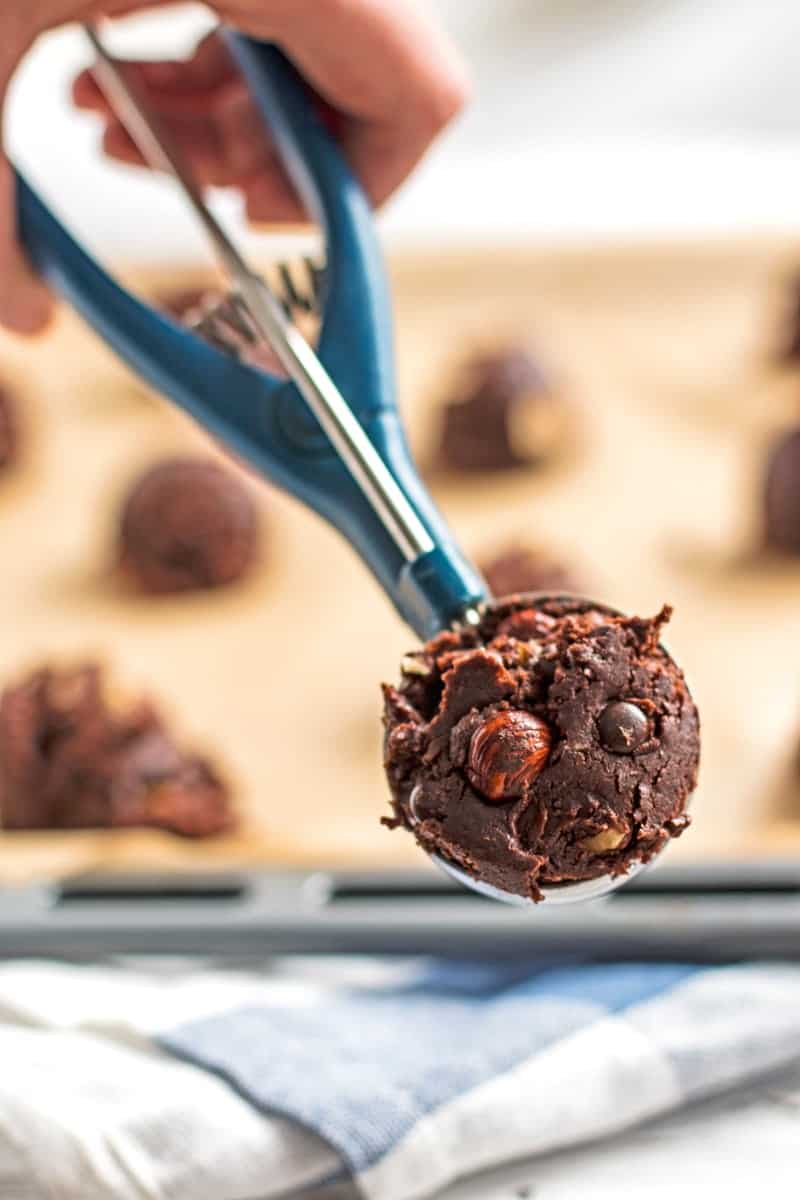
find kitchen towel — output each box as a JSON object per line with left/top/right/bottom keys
{"left": 0, "top": 956, "right": 799, "bottom": 1198}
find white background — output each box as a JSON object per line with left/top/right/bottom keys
{"left": 8, "top": 0, "right": 800, "bottom": 259}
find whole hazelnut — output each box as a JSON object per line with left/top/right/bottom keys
{"left": 467, "top": 709, "right": 552, "bottom": 802}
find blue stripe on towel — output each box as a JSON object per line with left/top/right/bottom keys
{"left": 160, "top": 961, "right": 697, "bottom": 1175}
{"left": 405, "top": 960, "right": 694, "bottom": 1005}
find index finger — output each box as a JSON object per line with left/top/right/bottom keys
{"left": 217, "top": 0, "right": 471, "bottom": 205}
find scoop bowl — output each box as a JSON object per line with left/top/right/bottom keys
{"left": 431, "top": 851, "right": 647, "bottom": 907}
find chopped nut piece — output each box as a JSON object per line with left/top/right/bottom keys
{"left": 581, "top": 828, "right": 628, "bottom": 854}
{"left": 401, "top": 656, "right": 432, "bottom": 677}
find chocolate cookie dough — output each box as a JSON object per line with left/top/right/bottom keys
{"left": 0, "top": 664, "right": 235, "bottom": 836}
{"left": 436, "top": 347, "right": 566, "bottom": 472}
{"left": 383, "top": 598, "right": 699, "bottom": 900}
{"left": 480, "top": 545, "right": 578, "bottom": 599}
{"left": 158, "top": 286, "right": 216, "bottom": 323}
{"left": 778, "top": 275, "right": 800, "bottom": 363}
{"left": 764, "top": 428, "right": 800, "bottom": 554}
{"left": 119, "top": 457, "right": 260, "bottom": 593}
{"left": 162, "top": 287, "right": 287, "bottom": 375}
{"left": 0, "top": 384, "right": 19, "bottom": 471}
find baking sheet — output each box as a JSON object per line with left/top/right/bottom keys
{"left": 0, "top": 237, "right": 799, "bottom": 883}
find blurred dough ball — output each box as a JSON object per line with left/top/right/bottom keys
{"left": 479, "top": 544, "right": 580, "bottom": 599}
{"left": 434, "top": 345, "right": 574, "bottom": 473}
{"left": 118, "top": 457, "right": 262, "bottom": 594}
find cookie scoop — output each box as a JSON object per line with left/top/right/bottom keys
{"left": 16, "top": 33, "right": 698, "bottom": 906}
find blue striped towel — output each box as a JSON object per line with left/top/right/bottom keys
{"left": 0, "top": 957, "right": 798, "bottom": 1197}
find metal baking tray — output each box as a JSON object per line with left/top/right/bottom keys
{"left": 0, "top": 860, "right": 797, "bottom": 960}
{"left": 1, "top": 241, "right": 800, "bottom": 937}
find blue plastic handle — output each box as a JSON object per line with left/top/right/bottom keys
{"left": 15, "top": 35, "right": 486, "bottom": 639}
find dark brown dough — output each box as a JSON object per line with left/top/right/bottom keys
{"left": 0, "top": 385, "right": 19, "bottom": 471}
{"left": 764, "top": 427, "right": 800, "bottom": 554}
{"left": 480, "top": 545, "right": 578, "bottom": 599}
{"left": 0, "top": 664, "right": 235, "bottom": 837}
{"left": 158, "top": 286, "right": 217, "bottom": 323}
{"left": 161, "top": 287, "right": 286, "bottom": 375}
{"left": 778, "top": 274, "right": 800, "bottom": 363}
{"left": 382, "top": 597, "right": 699, "bottom": 901}
{"left": 435, "top": 347, "right": 565, "bottom": 473}
{"left": 119, "top": 457, "right": 260, "bottom": 593}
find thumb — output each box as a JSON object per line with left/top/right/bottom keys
{"left": 0, "top": 62, "right": 53, "bottom": 335}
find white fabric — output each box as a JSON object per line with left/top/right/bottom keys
{"left": 435, "top": 1063, "right": 800, "bottom": 1199}
{"left": 0, "top": 960, "right": 798, "bottom": 1199}
{"left": 0, "top": 1025, "right": 338, "bottom": 1199}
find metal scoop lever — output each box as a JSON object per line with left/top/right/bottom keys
{"left": 84, "top": 24, "right": 433, "bottom": 568}
{"left": 16, "top": 33, "right": 486, "bottom": 639}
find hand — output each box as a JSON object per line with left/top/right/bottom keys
{"left": 0, "top": 0, "right": 470, "bottom": 334}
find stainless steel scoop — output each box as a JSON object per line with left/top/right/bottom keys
{"left": 433, "top": 854, "right": 647, "bottom": 907}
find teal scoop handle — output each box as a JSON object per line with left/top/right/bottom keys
{"left": 14, "top": 35, "right": 486, "bottom": 639}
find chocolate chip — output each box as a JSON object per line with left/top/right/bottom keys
{"left": 598, "top": 701, "right": 649, "bottom": 754}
